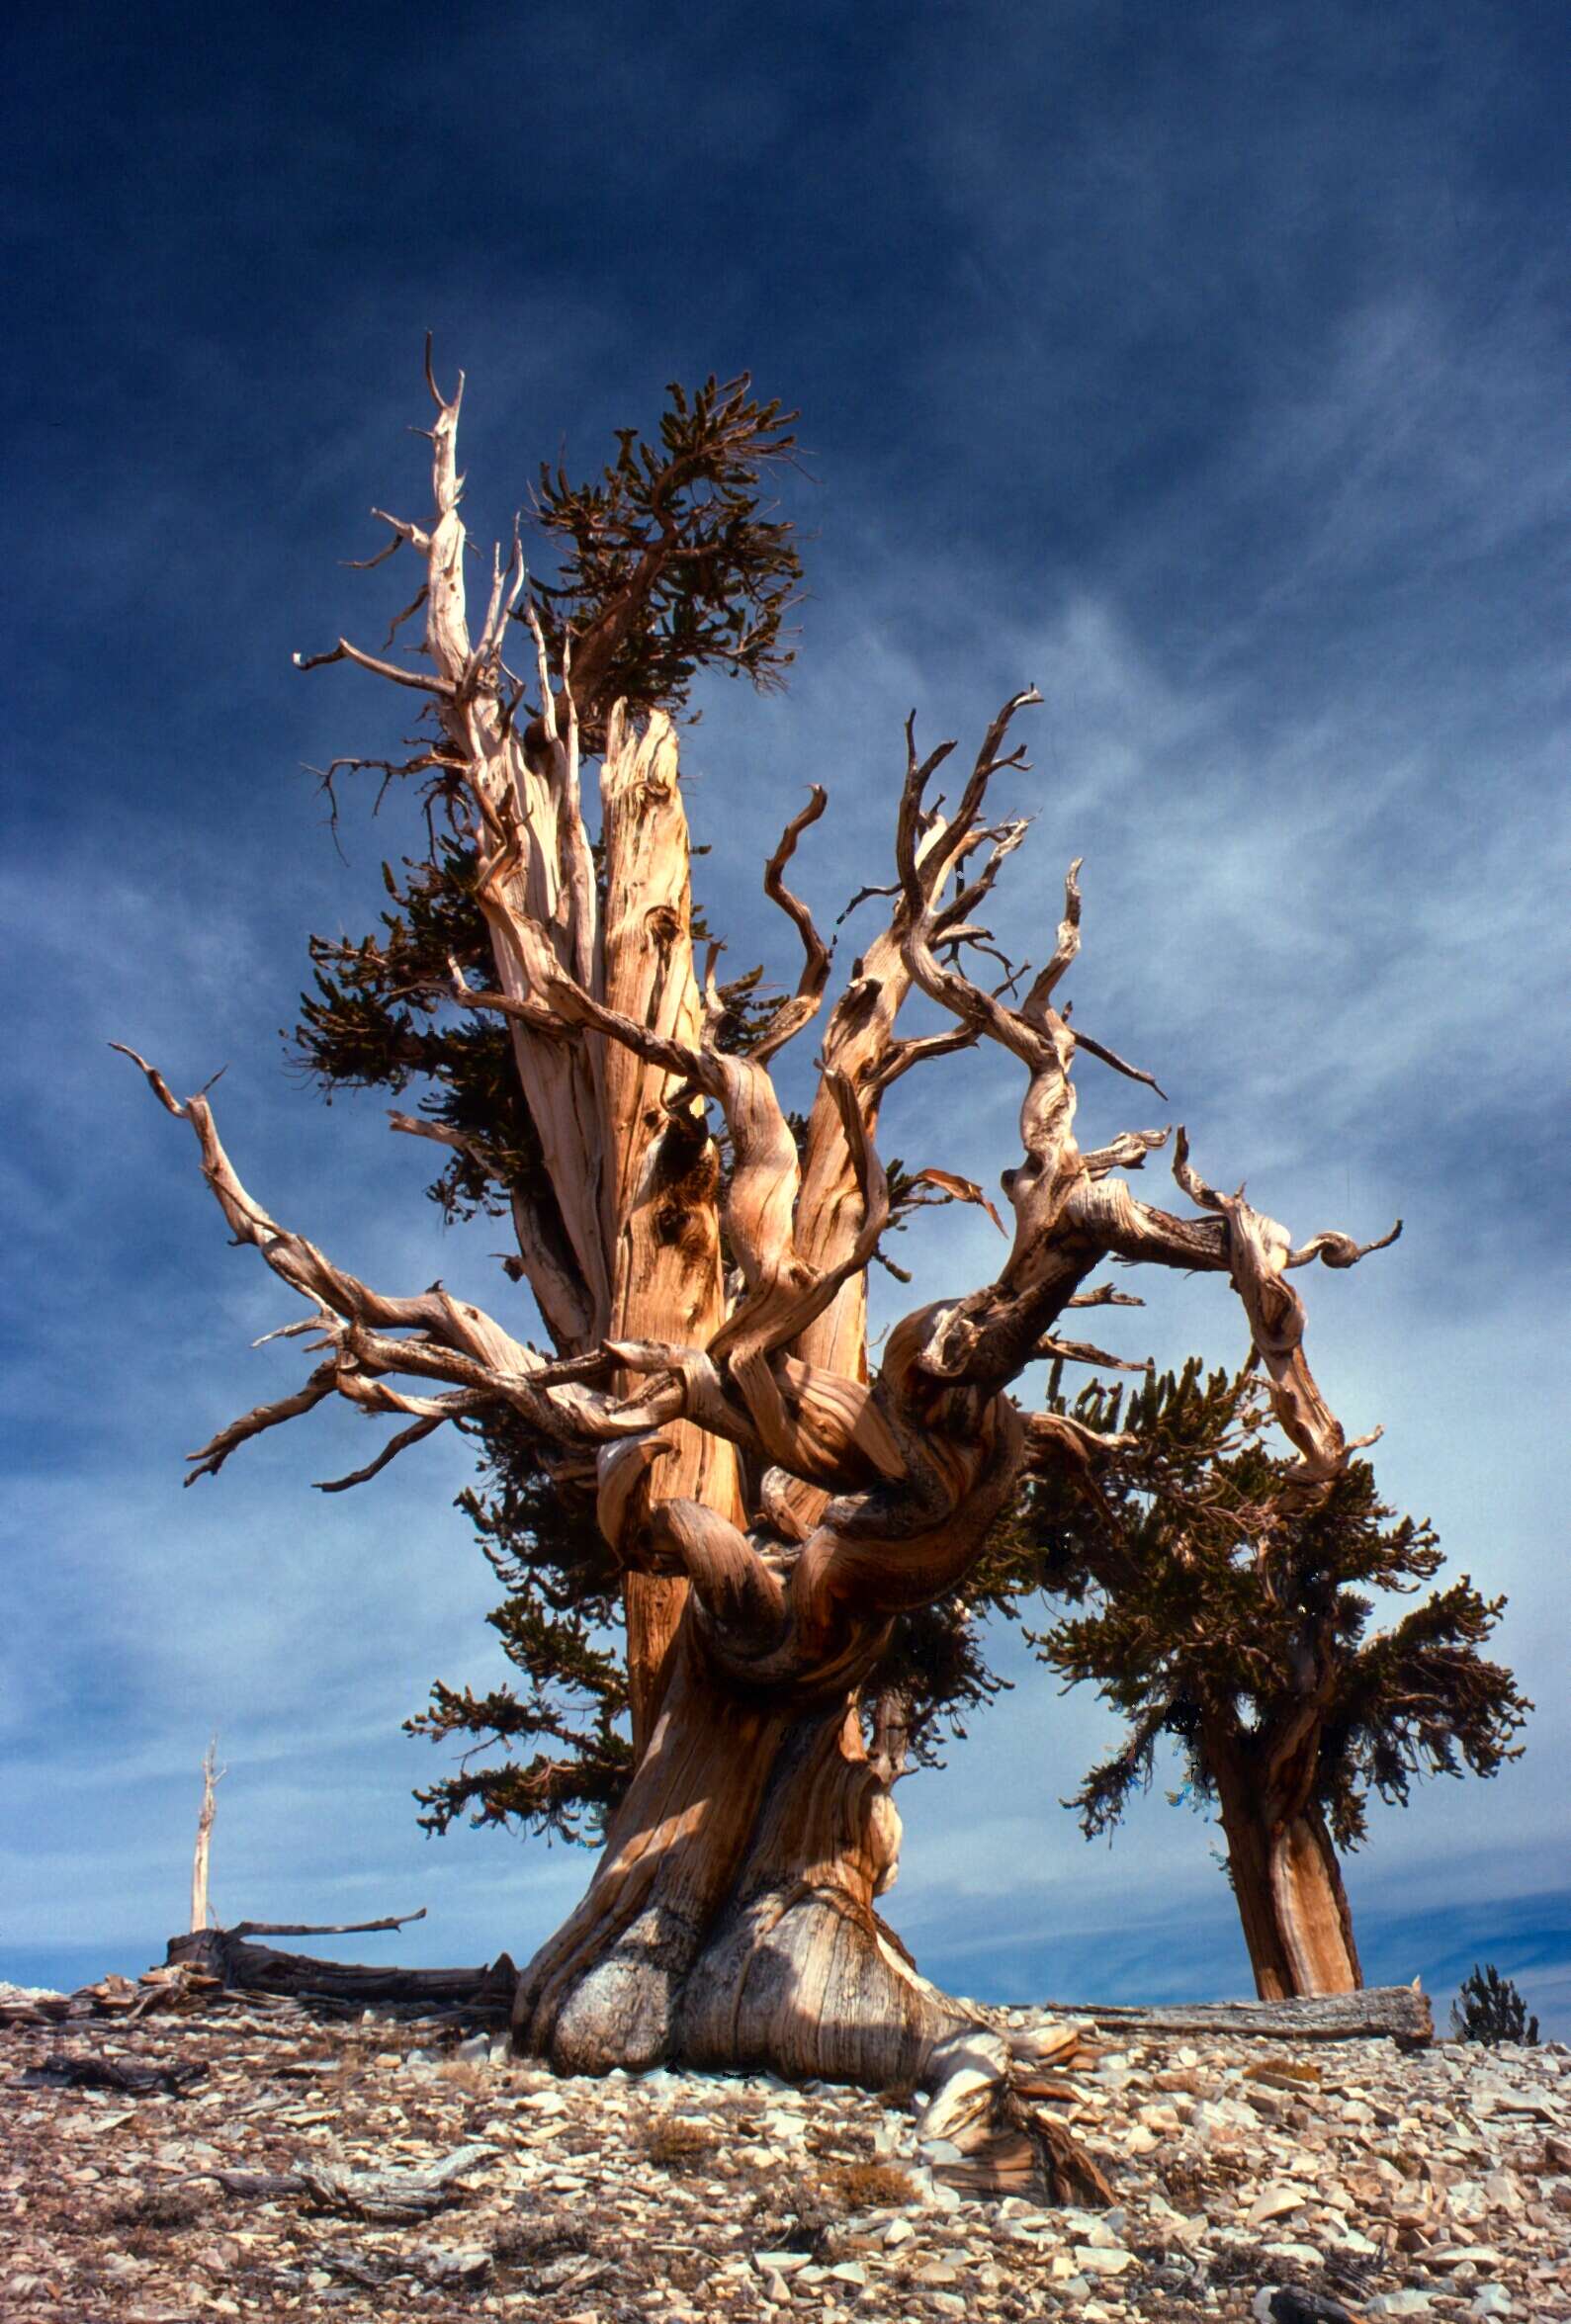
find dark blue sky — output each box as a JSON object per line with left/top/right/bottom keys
{"left": 4, "top": 1, "right": 1567, "bottom": 2028}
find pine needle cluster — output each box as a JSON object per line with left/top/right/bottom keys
{"left": 1011, "top": 1361, "right": 1530, "bottom": 1851}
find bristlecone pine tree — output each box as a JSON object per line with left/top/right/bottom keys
{"left": 1019, "top": 1362, "right": 1530, "bottom": 2001}
{"left": 123, "top": 352, "right": 1407, "bottom": 2087}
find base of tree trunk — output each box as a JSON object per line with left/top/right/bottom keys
{"left": 508, "top": 1650, "right": 990, "bottom": 2090}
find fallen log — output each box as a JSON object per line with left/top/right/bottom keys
{"left": 1030, "top": 1985, "right": 1433, "bottom": 2047}
{"left": 295, "top": 2141, "right": 498, "bottom": 2220}
{"left": 163, "top": 1929, "right": 516, "bottom": 2016}
{"left": 19, "top": 2054, "right": 207, "bottom": 2098}
{"left": 195, "top": 2144, "right": 498, "bottom": 2221}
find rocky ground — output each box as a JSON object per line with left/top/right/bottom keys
{"left": 2, "top": 1981, "right": 1567, "bottom": 2324}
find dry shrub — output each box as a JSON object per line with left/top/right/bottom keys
{"left": 98, "top": 2189, "right": 210, "bottom": 2234}
{"left": 831, "top": 2159, "right": 916, "bottom": 2211}
{"left": 431, "top": 2057, "right": 491, "bottom": 2096}
{"left": 875, "top": 2080, "right": 919, "bottom": 2110}
{"left": 492, "top": 2211, "right": 594, "bottom": 2266}
{"left": 640, "top": 2114, "right": 721, "bottom": 2171}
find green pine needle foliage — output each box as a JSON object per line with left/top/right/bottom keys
{"left": 1450, "top": 1962, "right": 1540, "bottom": 2046}
{"left": 403, "top": 1421, "right": 631, "bottom": 1844}
{"left": 1012, "top": 1361, "right": 1530, "bottom": 1851}
{"left": 531, "top": 373, "right": 803, "bottom": 726}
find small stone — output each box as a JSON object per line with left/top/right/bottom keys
{"left": 1252, "top": 2292, "right": 1353, "bottom": 2324}
{"left": 1073, "top": 2245, "right": 1136, "bottom": 2276}
{"left": 1265, "top": 2242, "right": 1327, "bottom": 2270}
{"left": 1084, "top": 2212, "right": 1127, "bottom": 2246}
{"left": 1330, "top": 2227, "right": 1381, "bottom": 2257}
{"left": 1248, "top": 2183, "right": 1314, "bottom": 2228}
{"left": 1468, "top": 2290, "right": 1514, "bottom": 2319}
{"left": 883, "top": 2217, "right": 915, "bottom": 2247}
{"left": 1429, "top": 2245, "right": 1504, "bottom": 2271}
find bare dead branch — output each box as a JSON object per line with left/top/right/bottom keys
{"left": 186, "top": 1363, "right": 339, "bottom": 1485}
{"left": 1080, "top": 1127, "right": 1171, "bottom": 1178}
{"left": 1032, "top": 1335, "right": 1149, "bottom": 1372}
{"left": 906, "top": 1166, "right": 1007, "bottom": 1236}
{"left": 292, "top": 638, "right": 456, "bottom": 698}
{"left": 314, "top": 1415, "right": 446, "bottom": 1493}
{"left": 870, "top": 1021, "right": 979, "bottom": 1094}
{"left": 1287, "top": 1220, "right": 1404, "bottom": 1270}
{"left": 1166, "top": 1127, "right": 1389, "bottom": 1491}
{"left": 1062, "top": 1023, "right": 1168, "bottom": 1099}
{"left": 230, "top": 1908, "right": 426, "bottom": 1937}
{"left": 752, "top": 785, "right": 832, "bottom": 1064}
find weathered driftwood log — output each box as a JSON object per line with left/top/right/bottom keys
{"left": 195, "top": 2145, "right": 498, "bottom": 2221}
{"left": 164, "top": 1929, "right": 516, "bottom": 2016}
{"left": 1032, "top": 1985, "right": 1433, "bottom": 2045}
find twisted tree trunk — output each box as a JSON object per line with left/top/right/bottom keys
{"left": 125, "top": 354, "right": 1398, "bottom": 2092}
{"left": 513, "top": 1636, "right": 968, "bottom": 2084}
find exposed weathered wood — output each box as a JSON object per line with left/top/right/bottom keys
{"left": 190, "top": 2145, "right": 501, "bottom": 2220}
{"left": 1206, "top": 1714, "right": 1363, "bottom": 2001}
{"left": 1030, "top": 1985, "right": 1433, "bottom": 2045}
{"left": 229, "top": 1908, "right": 426, "bottom": 1939}
{"left": 917, "top": 2026, "right": 1115, "bottom": 2206}
{"left": 165, "top": 1930, "right": 517, "bottom": 2016}
{"left": 189, "top": 1735, "right": 222, "bottom": 1933}
{"left": 294, "top": 2143, "right": 498, "bottom": 2221}
{"left": 598, "top": 701, "right": 742, "bottom": 1750}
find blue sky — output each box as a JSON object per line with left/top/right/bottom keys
{"left": 4, "top": 2, "right": 1567, "bottom": 2034}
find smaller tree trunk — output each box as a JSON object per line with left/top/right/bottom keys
{"left": 1207, "top": 1724, "right": 1361, "bottom": 1999}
